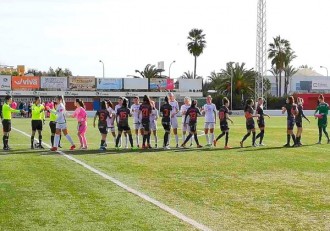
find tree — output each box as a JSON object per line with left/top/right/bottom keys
{"left": 187, "top": 28, "right": 206, "bottom": 79}
{"left": 207, "top": 62, "right": 259, "bottom": 109}
{"left": 180, "top": 71, "right": 194, "bottom": 79}
{"left": 268, "top": 35, "right": 292, "bottom": 96}
{"left": 284, "top": 65, "right": 298, "bottom": 95}
{"left": 269, "top": 66, "right": 280, "bottom": 96}
{"left": 135, "top": 64, "right": 160, "bottom": 92}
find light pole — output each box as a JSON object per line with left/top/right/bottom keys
{"left": 320, "top": 66, "right": 328, "bottom": 77}
{"left": 169, "top": 60, "right": 176, "bottom": 78}
{"left": 99, "top": 60, "right": 104, "bottom": 78}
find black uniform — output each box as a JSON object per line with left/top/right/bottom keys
{"left": 160, "top": 103, "right": 172, "bottom": 131}
{"left": 117, "top": 107, "right": 131, "bottom": 132}
{"left": 96, "top": 109, "right": 110, "bottom": 134}
{"left": 185, "top": 107, "right": 201, "bottom": 132}
{"left": 256, "top": 105, "right": 265, "bottom": 128}
{"left": 219, "top": 105, "right": 229, "bottom": 131}
{"left": 139, "top": 103, "right": 152, "bottom": 132}
{"left": 295, "top": 105, "right": 307, "bottom": 128}
{"left": 245, "top": 106, "right": 255, "bottom": 130}
{"left": 285, "top": 104, "right": 297, "bottom": 130}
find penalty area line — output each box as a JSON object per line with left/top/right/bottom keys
{"left": 11, "top": 127, "right": 212, "bottom": 231}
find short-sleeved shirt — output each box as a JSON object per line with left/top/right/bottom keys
{"left": 185, "top": 107, "right": 201, "bottom": 124}
{"left": 245, "top": 106, "right": 254, "bottom": 125}
{"left": 203, "top": 103, "right": 217, "bottom": 123}
{"left": 219, "top": 105, "right": 229, "bottom": 124}
{"left": 316, "top": 102, "right": 329, "bottom": 124}
{"left": 180, "top": 104, "right": 190, "bottom": 124}
{"left": 2, "top": 103, "right": 20, "bottom": 120}
{"left": 96, "top": 109, "right": 109, "bottom": 127}
{"left": 296, "top": 105, "right": 304, "bottom": 123}
{"left": 31, "top": 104, "right": 45, "bottom": 120}
{"left": 117, "top": 107, "right": 131, "bottom": 127}
{"left": 256, "top": 105, "right": 264, "bottom": 121}
{"left": 169, "top": 100, "right": 179, "bottom": 118}
{"left": 160, "top": 103, "right": 172, "bottom": 123}
{"left": 285, "top": 104, "right": 297, "bottom": 120}
{"left": 131, "top": 103, "right": 141, "bottom": 123}
{"left": 139, "top": 103, "right": 152, "bottom": 123}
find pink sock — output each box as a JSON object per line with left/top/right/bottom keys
{"left": 78, "top": 134, "right": 83, "bottom": 147}
{"left": 81, "top": 133, "right": 87, "bottom": 147}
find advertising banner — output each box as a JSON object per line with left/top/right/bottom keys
{"left": 12, "top": 76, "right": 40, "bottom": 90}
{"left": 0, "top": 75, "right": 12, "bottom": 90}
{"left": 96, "top": 78, "right": 123, "bottom": 90}
{"left": 69, "top": 76, "right": 95, "bottom": 91}
{"left": 179, "top": 79, "right": 203, "bottom": 91}
{"left": 149, "top": 78, "right": 174, "bottom": 90}
{"left": 41, "top": 77, "right": 68, "bottom": 89}
{"left": 312, "top": 80, "right": 330, "bottom": 90}
{"left": 124, "top": 78, "right": 148, "bottom": 90}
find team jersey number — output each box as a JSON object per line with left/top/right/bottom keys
{"left": 163, "top": 109, "right": 169, "bottom": 117}
{"left": 100, "top": 112, "right": 106, "bottom": 121}
{"left": 219, "top": 111, "right": 225, "bottom": 120}
{"left": 120, "top": 112, "right": 127, "bottom": 119}
{"left": 245, "top": 112, "right": 252, "bottom": 119}
{"left": 142, "top": 108, "right": 150, "bottom": 118}
{"left": 190, "top": 112, "right": 197, "bottom": 120}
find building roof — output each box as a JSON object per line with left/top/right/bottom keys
{"left": 293, "top": 68, "right": 323, "bottom": 77}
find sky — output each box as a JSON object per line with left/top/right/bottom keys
{"left": 0, "top": 0, "right": 329, "bottom": 79}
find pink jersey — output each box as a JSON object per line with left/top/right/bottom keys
{"left": 72, "top": 107, "right": 87, "bottom": 122}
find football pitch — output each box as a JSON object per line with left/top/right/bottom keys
{"left": 0, "top": 116, "right": 329, "bottom": 230}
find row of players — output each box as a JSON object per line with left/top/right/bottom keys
{"left": 1, "top": 93, "right": 329, "bottom": 151}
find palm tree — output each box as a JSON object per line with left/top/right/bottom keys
{"left": 268, "top": 35, "right": 292, "bottom": 96}
{"left": 135, "top": 64, "right": 159, "bottom": 92}
{"left": 187, "top": 28, "right": 206, "bottom": 79}
{"left": 284, "top": 65, "right": 298, "bottom": 95}
{"left": 269, "top": 66, "right": 280, "bottom": 96}
{"left": 180, "top": 71, "right": 194, "bottom": 79}
{"left": 208, "top": 62, "right": 258, "bottom": 108}
{"left": 283, "top": 51, "right": 297, "bottom": 95}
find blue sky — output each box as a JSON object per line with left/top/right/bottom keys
{"left": 1, "top": 0, "right": 329, "bottom": 78}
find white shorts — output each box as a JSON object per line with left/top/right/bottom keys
{"left": 107, "top": 127, "right": 115, "bottom": 133}
{"left": 150, "top": 121, "right": 157, "bottom": 131}
{"left": 133, "top": 122, "right": 142, "bottom": 130}
{"left": 204, "top": 122, "right": 215, "bottom": 129}
{"left": 171, "top": 117, "right": 178, "bottom": 129}
{"left": 182, "top": 123, "right": 189, "bottom": 132}
{"left": 56, "top": 122, "right": 67, "bottom": 130}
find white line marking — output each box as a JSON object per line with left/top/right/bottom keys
{"left": 11, "top": 127, "right": 212, "bottom": 231}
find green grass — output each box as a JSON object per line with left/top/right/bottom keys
{"left": 1, "top": 116, "right": 330, "bottom": 230}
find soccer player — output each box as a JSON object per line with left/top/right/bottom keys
{"left": 139, "top": 95, "right": 152, "bottom": 149}
{"left": 115, "top": 97, "right": 128, "bottom": 148}
{"left": 72, "top": 99, "right": 88, "bottom": 149}
{"left": 106, "top": 100, "right": 117, "bottom": 146}
{"left": 115, "top": 98, "right": 134, "bottom": 149}
{"left": 31, "top": 96, "right": 45, "bottom": 149}
{"left": 168, "top": 93, "right": 180, "bottom": 147}
{"left": 181, "top": 100, "right": 203, "bottom": 148}
{"left": 160, "top": 96, "right": 172, "bottom": 149}
{"left": 49, "top": 95, "right": 75, "bottom": 151}
{"left": 2, "top": 95, "right": 25, "bottom": 150}
{"left": 130, "top": 96, "right": 143, "bottom": 147}
{"left": 49, "top": 101, "right": 61, "bottom": 148}
{"left": 295, "top": 97, "right": 310, "bottom": 146}
{"left": 282, "top": 96, "right": 298, "bottom": 147}
{"left": 314, "top": 94, "right": 329, "bottom": 144}
{"left": 93, "top": 101, "right": 110, "bottom": 151}
{"left": 240, "top": 99, "right": 260, "bottom": 148}
{"left": 201, "top": 95, "right": 217, "bottom": 147}
{"left": 214, "top": 97, "right": 233, "bottom": 149}
{"left": 255, "top": 97, "right": 270, "bottom": 146}
{"left": 180, "top": 97, "right": 193, "bottom": 146}
{"left": 150, "top": 100, "right": 159, "bottom": 148}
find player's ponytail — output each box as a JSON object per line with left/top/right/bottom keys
{"left": 122, "top": 98, "right": 128, "bottom": 108}
{"left": 164, "top": 96, "right": 169, "bottom": 104}
{"left": 191, "top": 100, "right": 197, "bottom": 108}
{"left": 244, "top": 99, "right": 253, "bottom": 112}
{"left": 222, "top": 97, "right": 229, "bottom": 105}
{"left": 78, "top": 100, "right": 85, "bottom": 109}
{"left": 106, "top": 100, "right": 114, "bottom": 109}
{"left": 100, "top": 101, "right": 106, "bottom": 110}
{"left": 143, "top": 95, "right": 150, "bottom": 105}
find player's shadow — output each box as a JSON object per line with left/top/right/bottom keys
{"left": 236, "top": 144, "right": 318, "bottom": 153}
